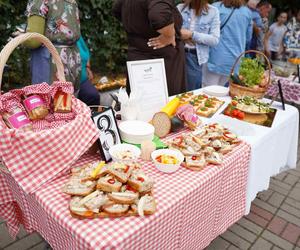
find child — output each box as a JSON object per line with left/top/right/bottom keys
{"left": 264, "top": 11, "right": 288, "bottom": 60}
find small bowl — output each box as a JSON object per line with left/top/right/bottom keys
{"left": 109, "top": 143, "right": 141, "bottom": 162}
{"left": 151, "top": 149, "right": 184, "bottom": 173}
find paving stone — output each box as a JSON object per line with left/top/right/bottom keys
{"left": 285, "top": 197, "right": 300, "bottom": 209}
{"left": 272, "top": 246, "right": 283, "bottom": 250}
{"left": 237, "top": 217, "right": 263, "bottom": 235}
{"left": 250, "top": 238, "right": 273, "bottom": 250}
{"left": 289, "top": 187, "right": 300, "bottom": 201}
{"left": 268, "top": 192, "right": 285, "bottom": 208}
{"left": 245, "top": 212, "right": 269, "bottom": 227}
{"left": 283, "top": 174, "right": 299, "bottom": 186}
{"left": 206, "top": 237, "right": 230, "bottom": 250}
{"left": 227, "top": 245, "right": 239, "bottom": 250}
{"left": 250, "top": 204, "right": 274, "bottom": 220}
{"left": 270, "top": 178, "right": 293, "bottom": 191}
{"left": 274, "top": 172, "right": 287, "bottom": 181}
{"left": 221, "top": 231, "right": 251, "bottom": 250}
{"left": 228, "top": 224, "right": 257, "bottom": 243}
{"left": 281, "top": 223, "right": 300, "bottom": 244}
{"left": 16, "top": 225, "right": 29, "bottom": 239}
{"left": 29, "top": 242, "right": 49, "bottom": 250}
{"left": 4, "top": 233, "right": 42, "bottom": 250}
{"left": 267, "top": 216, "right": 287, "bottom": 235}
{"left": 253, "top": 198, "right": 277, "bottom": 214}
{"left": 0, "top": 223, "right": 15, "bottom": 248}
{"left": 257, "top": 189, "right": 274, "bottom": 201}
{"left": 281, "top": 203, "right": 300, "bottom": 218}
{"left": 277, "top": 209, "right": 300, "bottom": 227}
{"left": 269, "top": 183, "right": 289, "bottom": 196}
{"left": 289, "top": 169, "right": 300, "bottom": 177}
{"left": 261, "top": 230, "right": 294, "bottom": 250}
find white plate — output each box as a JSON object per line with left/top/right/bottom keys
{"left": 119, "top": 120, "right": 155, "bottom": 144}
{"left": 202, "top": 85, "right": 229, "bottom": 97}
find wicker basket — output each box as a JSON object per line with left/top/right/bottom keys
{"left": 229, "top": 50, "right": 271, "bottom": 99}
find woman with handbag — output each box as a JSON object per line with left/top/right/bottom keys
{"left": 25, "top": 0, "right": 81, "bottom": 90}
{"left": 202, "top": 0, "right": 253, "bottom": 87}
{"left": 177, "top": 0, "right": 220, "bottom": 91}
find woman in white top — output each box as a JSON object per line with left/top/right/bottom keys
{"left": 178, "top": 0, "right": 220, "bottom": 91}
{"left": 264, "top": 11, "right": 288, "bottom": 60}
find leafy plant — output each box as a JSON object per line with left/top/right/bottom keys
{"left": 239, "top": 58, "right": 265, "bottom": 87}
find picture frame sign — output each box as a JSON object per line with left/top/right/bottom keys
{"left": 91, "top": 106, "right": 122, "bottom": 162}
{"left": 127, "top": 59, "right": 169, "bottom": 121}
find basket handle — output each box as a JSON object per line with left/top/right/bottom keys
{"left": 230, "top": 50, "right": 272, "bottom": 87}
{"left": 0, "top": 32, "right": 66, "bottom": 91}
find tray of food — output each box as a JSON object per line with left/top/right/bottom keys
{"left": 178, "top": 92, "right": 225, "bottom": 118}
{"left": 63, "top": 161, "right": 156, "bottom": 218}
{"left": 167, "top": 123, "right": 241, "bottom": 171}
{"left": 94, "top": 77, "right": 126, "bottom": 92}
{"left": 223, "top": 96, "right": 276, "bottom": 127}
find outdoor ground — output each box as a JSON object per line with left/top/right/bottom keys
{"left": 1, "top": 124, "right": 300, "bottom": 250}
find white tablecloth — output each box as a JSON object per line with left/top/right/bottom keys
{"left": 192, "top": 89, "right": 299, "bottom": 213}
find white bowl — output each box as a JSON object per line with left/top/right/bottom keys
{"left": 151, "top": 149, "right": 184, "bottom": 173}
{"left": 119, "top": 120, "right": 155, "bottom": 144}
{"left": 109, "top": 143, "right": 141, "bottom": 162}
{"left": 202, "top": 85, "right": 229, "bottom": 97}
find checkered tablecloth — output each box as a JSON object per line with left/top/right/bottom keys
{"left": 0, "top": 136, "right": 251, "bottom": 250}
{"left": 267, "top": 76, "right": 300, "bottom": 104}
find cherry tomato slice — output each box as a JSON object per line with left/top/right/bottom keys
{"left": 137, "top": 177, "right": 145, "bottom": 182}
{"left": 192, "top": 156, "right": 197, "bottom": 160}
{"left": 126, "top": 185, "right": 137, "bottom": 192}
{"left": 108, "top": 178, "right": 115, "bottom": 184}
{"left": 124, "top": 165, "right": 130, "bottom": 173}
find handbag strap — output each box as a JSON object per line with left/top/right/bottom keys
{"left": 221, "top": 7, "right": 236, "bottom": 31}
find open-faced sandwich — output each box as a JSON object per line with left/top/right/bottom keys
{"left": 63, "top": 161, "right": 156, "bottom": 218}
{"left": 167, "top": 123, "right": 241, "bottom": 171}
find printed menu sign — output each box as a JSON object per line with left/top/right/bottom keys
{"left": 127, "top": 59, "right": 169, "bottom": 121}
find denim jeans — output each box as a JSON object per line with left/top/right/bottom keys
{"left": 185, "top": 51, "right": 202, "bottom": 91}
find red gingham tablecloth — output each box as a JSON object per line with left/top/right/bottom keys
{"left": 0, "top": 141, "right": 251, "bottom": 250}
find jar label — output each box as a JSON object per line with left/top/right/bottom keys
{"left": 7, "top": 112, "right": 31, "bottom": 129}
{"left": 23, "top": 95, "right": 45, "bottom": 111}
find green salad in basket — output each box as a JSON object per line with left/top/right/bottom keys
{"left": 238, "top": 58, "right": 265, "bottom": 87}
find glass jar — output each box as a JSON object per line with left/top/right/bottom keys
{"left": 23, "top": 95, "right": 49, "bottom": 120}
{"left": 2, "top": 106, "right": 32, "bottom": 131}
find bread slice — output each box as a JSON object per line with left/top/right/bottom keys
{"left": 62, "top": 177, "right": 96, "bottom": 196}
{"left": 206, "top": 152, "right": 223, "bottom": 165}
{"left": 137, "top": 195, "right": 156, "bottom": 216}
{"left": 97, "top": 175, "right": 122, "bottom": 192}
{"left": 108, "top": 192, "right": 139, "bottom": 204}
{"left": 102, "top": 203, "right": 129, "bottom": 216}
{"left": 128, "top": 170, "right": 154, "bottom": 193}
{"left": 185, "top": 154, "right": 207, "bottom": 171}
{"left": 80, "top": 191, "right": 108, "bottom": 211}
{"left": 105, "top": 162, "right": 133, "bottom": 183}
{"left": 69, "top": 196, "right": 97, "bottom": 218}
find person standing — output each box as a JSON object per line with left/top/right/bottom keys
{"left": 202, "top": 0, "right": 252, "bottom": 86}
{"left": 112, "top": 0, "right": 186, "bottom": 96}
{"left": 177, "top": 0, "right": 220, "bottom": 91}
{"left": 284, "top": 9, "right": 300, "bottom": 58}
{"left": 77, "top": 36, "right": 100, "bottom": 106}
{"left": 264, "top": 11, "right": 288, "bottom": 60}
{"left": 248, "top": 1, "right": 272, "bottom": 52}
{"left": 25, "top": 0, "right": 81, "bottom": 90}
